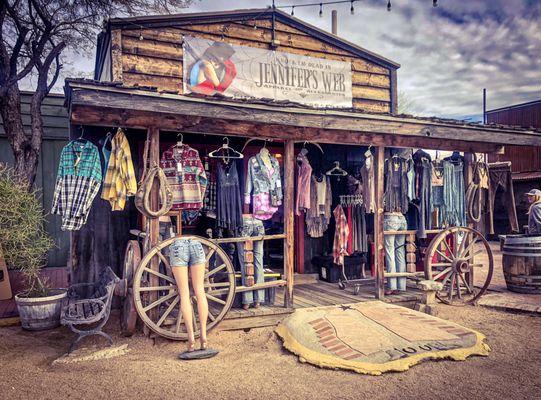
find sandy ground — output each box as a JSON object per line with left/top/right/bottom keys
{"left": 1, "top": 305, "right": 540, "bottom": 400}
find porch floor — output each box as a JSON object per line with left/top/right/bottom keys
{"left": 217, "top": 280, "right": 422, "bottom": 332}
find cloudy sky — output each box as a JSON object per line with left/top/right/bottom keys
{"left": 42, "top": 0, "right": 541, "bottom": 120}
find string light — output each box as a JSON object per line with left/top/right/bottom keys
{"left": 319, "top": 3, "right": 323, "bottom": 17}
{"left": 350, "top": 0, "right": 354, "bottom": 15}
{"left": 387, "top": 0, "right": 392, "bottom": 12}
{"left": 273, "top": 1, "right": 436, "bottom": 16}
{"left": 433, "top": 0, "right": 438, "bottom": 7}
{"left": 291, "top": 6, "right": 295, "bottom": 15}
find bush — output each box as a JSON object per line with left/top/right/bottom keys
{"left": 0, "top": 163, "right": 55, "bottom": 297}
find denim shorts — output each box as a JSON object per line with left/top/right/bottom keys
{"left": 169, "top": 239, "right": 206, "bottom": 268}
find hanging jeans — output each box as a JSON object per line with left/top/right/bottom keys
{"left": 236, "top": 216, "right": 265, "bottom": 305}
{"left": 384, "top": 213, "right": 408, "bottom": 291}
{"left": 442, "top": 161, "right": 466, "bottom": 227}
{"left": 414, "top": 158, "right": 433, "bottom": 239}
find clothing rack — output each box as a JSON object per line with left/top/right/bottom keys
{"left": 339, "top": 194, "right": 363, "bottom": 206}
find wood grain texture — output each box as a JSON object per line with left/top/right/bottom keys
{"left": 284, "top": 139, "right": 295, "bottom": 308}
{"left": 111, "top": 29, "right": 123, "bottom": 82}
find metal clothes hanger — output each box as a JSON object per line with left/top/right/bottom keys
{"left": 176, "top": 133, "right": 184, "bottom": 147}
{"left": 208, "top": 137, "right": 244, "bottom": 163}
{"left": 300, "top": 141, "right": 324, "bottom": 155}
{"left": 241, "top": 138, "right": 274, "bottom": 152}
{"left": 326, "top": 161, "right": 348, "bottom": 176}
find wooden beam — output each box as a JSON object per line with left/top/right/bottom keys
{"left": 68, "top": 85, "right": 541, "bottom": 147}
{"left": 148, "top": 126, "right": 160, "bottom": 328}
{"left": 111, "top": 29, "right": 123, "bottom": 82}
{"left": 70, "top": 105, "right": 507, "bottom": 154}
{"left": 390, "top": 69, "right": 398, "bottom": 115}
{"left": 284, "top": 139, "right": 295, "bottom": 308}
{"left": 374, "top": 146, "right": 385, "bottom": 300}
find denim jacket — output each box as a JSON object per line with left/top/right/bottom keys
{"left": 244, "top": 152, "right": 283, "bottom": 206}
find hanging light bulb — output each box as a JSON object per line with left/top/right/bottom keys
{"left": 387, "top": 0, "right": 392, "bottom": 12}
{"left": 350, "top": 0, "right": 355, "bottom": 15}
{"left": 319, "top": 3, "right": 323, "bottom": 17}
{"left": 433, "top": 0, "right": 438, "bottom": 7}
{"left": 291, "top": 6, "right": 295, "bottom": 16}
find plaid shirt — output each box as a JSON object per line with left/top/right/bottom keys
{"left": 51, "top": 140, "right": 102, "bottom": 230}
{"left": 101, "top": 129, "right": 137, "bottom": 211}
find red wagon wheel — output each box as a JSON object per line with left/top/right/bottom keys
{"left": 120, "top": 240, "right": 141, "bottom": 336}
{"left": 425, "top": 227, "right": 493, "bottom": 306}
{"left": 133, "top": 236, "right": 236, "bottom": 341}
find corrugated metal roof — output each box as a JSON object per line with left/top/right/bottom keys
{"left": 512, "top": 171, "right": 541, "bottom": 181}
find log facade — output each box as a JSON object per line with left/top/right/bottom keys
{"left": 96, "top": 9, "right": 399, "bottom": 114}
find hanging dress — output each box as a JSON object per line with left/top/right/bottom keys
{"left": 216, "top": 161, "right": 243, "bottom": 235}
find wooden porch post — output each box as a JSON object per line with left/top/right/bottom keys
{"left": 374, "top": 146, "right": 385, "bottom": 299}
{"left": 284, "top": 139, "right": 295, "bottom": 308}
{"left": 148, "top": 126, "right": 160, "bottom": 326}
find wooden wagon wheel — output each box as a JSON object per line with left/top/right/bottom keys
{"left": 132, "top": 235, "right": 236, "bottom": 340}
{"left": 120, "top": 240, "right": 141, "bottom": 336}
{"left": 425, "top": 227, "right": 493, "bottom": 306}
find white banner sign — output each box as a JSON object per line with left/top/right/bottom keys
{"left": 183, "top": 36, "right": 352, "bottom": 108}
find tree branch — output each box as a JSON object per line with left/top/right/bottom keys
{"left": 46, "top": 53, "right": 61, "bottom": 93}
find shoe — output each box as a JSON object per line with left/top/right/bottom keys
{"left": 253, "top": 302, "right": 260, "bottom": 309}
{"left": 200, "top": 338, "right": 207, "bottom": 351}
{"left": 384, "top": 289, "right": 394, "bottom": 296}
{"left": 392, "top": 290, "right": 401, "bottom": 295}
{"left": 242, "top": 304, "right": 249, "bottom": 310}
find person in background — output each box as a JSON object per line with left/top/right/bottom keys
{"left": 526, "top": 189, "right": 541, "bottom": 234}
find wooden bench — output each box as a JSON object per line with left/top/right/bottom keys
{"left": 61, "top": 266, "right": 119, "bottom": 353}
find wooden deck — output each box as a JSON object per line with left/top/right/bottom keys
{"left": 217, "top": 280, "right": 422, "bottom": 332}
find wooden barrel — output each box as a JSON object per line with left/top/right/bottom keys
{"left": 502, "top": 235, "right": 541, "bottom": 294}
{"left": 15, "top": 289, "right": 67, "bottom": 330}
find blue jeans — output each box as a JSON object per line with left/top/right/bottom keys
{"left": 236, "top": 216, "right": 265, "bottom": 304}
{"left": 384, "top": 214, "right": 407, "bottom": 291}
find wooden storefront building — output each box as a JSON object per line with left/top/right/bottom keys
{"left": 64, "top": 8, "right": 541, "bottom": 333}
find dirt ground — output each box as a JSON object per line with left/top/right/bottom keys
{"left": 1, "top": 305, "right": 540, "bottom": 400}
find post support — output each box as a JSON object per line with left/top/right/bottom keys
{"left": 284, "top": 140, "right": 295, "bottom": 308}
{"left": 374, "top": 146, "right": 385, "bottom": 299}
{"left": 148, "top": 126, "right": 160, "bottom": 327}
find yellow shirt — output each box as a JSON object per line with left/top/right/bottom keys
{"left": 101, "top": 129, "right": 137, "bottom": 211}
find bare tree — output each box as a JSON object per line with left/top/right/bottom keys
{"left": 0, "top": 1, "right": 192, "bottom": 188}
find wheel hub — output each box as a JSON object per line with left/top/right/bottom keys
{"left": 452, "top": 258, "right": 470, "bottom": 274}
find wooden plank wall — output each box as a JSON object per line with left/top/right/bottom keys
{"left": 116, "top": 19, "right": 392, "bottom": 114}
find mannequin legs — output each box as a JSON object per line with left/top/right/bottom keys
{"left": 171, "top": 263, "right": 208, "bottom": 350}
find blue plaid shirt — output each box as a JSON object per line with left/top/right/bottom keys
{"left": 52, "top": 140, "right": 102, "bottom": 230}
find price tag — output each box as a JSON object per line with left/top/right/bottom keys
{"left": 177, "top": 162, "right": 182, "bottom": 173}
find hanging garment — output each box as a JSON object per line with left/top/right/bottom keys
{"left": 441, "top": 160, "right": 467, "bottom": 227}
{"left": 161, "top": 144, "right": 207, "bottom": 210}
{"left": 244, "top": 150, "right": 283, "bottom": 220}
{"left": 101, "top": 128, "right": 137, "bottom": 211}
{"left": 346, "top": 174, "right": 363, "bottom": 197}
{"left": 352, "top": 204, "right": 368, "bottom": 253}
{"left": 52, "top": 140, "right": 102, "bottom": 231}
{"left": 384, "top": 213, "right": 408, "bottom": 291}
{"left": 98, "top": 133, "right": 112, "bottom": 181}
{"left": 361, "top": 151, "right": 376, "bottom": 213}
{"left": 216, "top": 161, "right": 243, "bottom": 234}
{"left": 333, "top": 205, "right": 350, "bottom": 266}
{"left": 487, "top": 162, "right": 519, "bottom": 234}
{"left": 201, "top": 157, "right": 217, "bottom": 218}
{"left": 412, "top": 150, "right": 433, "bottom": 238}
{"left": 236, "top": 216, "right": 266, "bottom": 305}
{"left": 383, "top": 157, "right": 410, "bottom": 214}
{"left": 306, "top": 175, "right": 332, "bottom": 238}
{"left": 295, "top": 153, "right": 313, "bottom": 215}
{"left": 346, "top": 205, "right": 354, "bottom": 254}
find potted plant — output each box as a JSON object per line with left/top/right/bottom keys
{"left": 0, "top": 163, "right": 65, "bottom": 330}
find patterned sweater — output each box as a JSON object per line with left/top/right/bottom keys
{"left": 161, "top": 144, "right": 207, "bottom": 210}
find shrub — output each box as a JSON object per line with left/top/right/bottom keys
{"left": 0, "top": 163, "right": 55, "bottom": 297}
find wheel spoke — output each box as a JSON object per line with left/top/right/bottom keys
{"left": 442, "top": 238, "right": 455, "bottom": 260}
{"left": 441, "top": 271, "right": 453, "bottom": 287}
{"left": 449, "top": 272, "right": 455, "bottom": 301}
{"left": 143, "top": 290, "right": 178, "bottom": 313}
{"left": 139, "top": 285, "right": 175, "bottom": 292}
{"left": 433, "top": 267, "right": 452, "bottom": 281}
{"left": 461, "top": 239, "right": 479, "bottom": 259}
{"left": 208, "top": 309, "right": 216, "bottom": 322}
{"left": 435, "top": 249, "right": 453, "bottom": 263}
{"left": 204, "top": 281, "right": 231, "bottom": 289}
{"left": 431, "top": 262, "right": 453, "bottom": 267}
{"left": 456, "top": 273, "right": 462, "bottom": 299}
{"left": 156, "top": 251, "right": 171, "bottom": 270}
{"left": 205, "top": 248, "right": 216, "bottom": 263}
{"left": 175, "top": 309, "right": 184, "bottom": 333}
{"left": 459, "top": 273, "right": 474, "bottom": 294}
{"left": 205, "top": 263, "right": 227, "bottom": 279}
{"left": 206, "top": 292, "right": 226, "bottom": 305}
{"left": 156, "top": 296, "right": 179, "bottom": 327}
{"left": 142, "top": 267, "right": 175, "bottom": 284}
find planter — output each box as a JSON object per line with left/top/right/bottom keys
{"left": 15, "top": 288, "right": 67, "bottom": 331}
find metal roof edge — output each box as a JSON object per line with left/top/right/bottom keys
{"left": 487, "top": 99, "right": 541, "bottom": 114}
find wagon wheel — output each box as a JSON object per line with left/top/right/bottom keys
{"left": 425, "top": 227, "right": 493, "bottom": 306}
{"left": 120, "top": 240, "right": 141, "bottom": 336}
{"left": 132, "top": 235, "right": 236, "bottom": 340}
